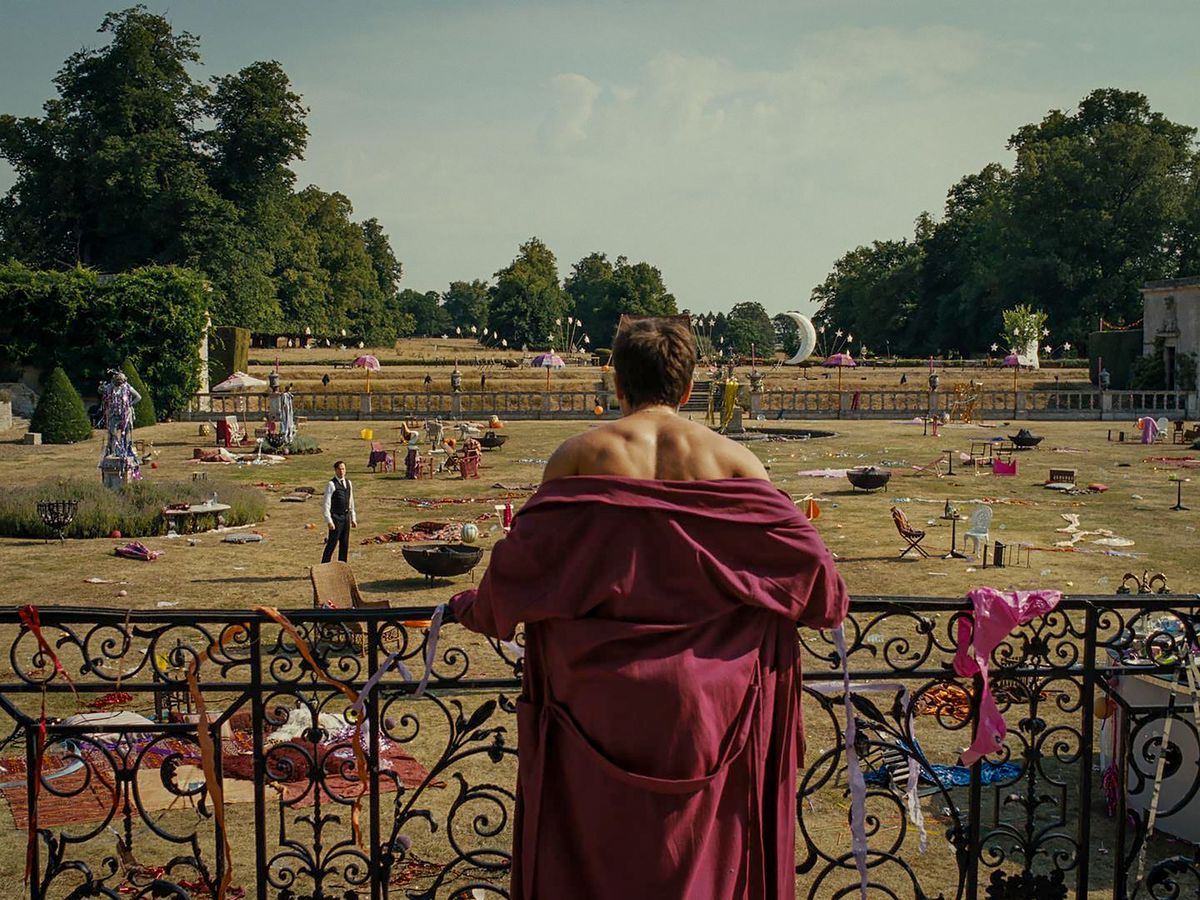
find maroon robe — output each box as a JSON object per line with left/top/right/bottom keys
{"left": 450, "top": 476, "right": 849, "bottom": 900}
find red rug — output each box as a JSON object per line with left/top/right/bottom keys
{"left": 1, "top": 743, "right": 434, "bottom": 830}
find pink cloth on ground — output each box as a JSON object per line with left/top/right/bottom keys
{"left": 953, "top": 587, "right": 1062, "bottom": 765}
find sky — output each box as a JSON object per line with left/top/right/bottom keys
{"left": 2, "top": 1, "right": 1198, "bottom": 316}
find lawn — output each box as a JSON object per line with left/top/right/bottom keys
{"left": 0, "top": 411, "right": 1194, "bottom": 898}
{"left": 0, "top": 414, "right": 1194, "bottom": 609}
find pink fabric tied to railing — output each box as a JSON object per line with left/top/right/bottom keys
{"left": 953, "top": 588, "right": 1062, "bottom": 766}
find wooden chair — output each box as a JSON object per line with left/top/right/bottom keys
{"left": 968, "top": 442, "right": 993, "bottom": 468}
{"left": 909, "top": 456, "right": 944, "bottom": 477}
{"left": 891, "top": 506, "right": 929, "bottom": 558}
{"left": 368, "top": 441, "right": 395, "bottom": 473}
{"left": 459, "top": 440, "right": 481, "bottom": 480}
{"left": 310, "top": 562, "right": 394, "bottom": 652}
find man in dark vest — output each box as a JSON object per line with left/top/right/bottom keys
{"left": 321, "top": 460, "right": 357, "bottom": 563}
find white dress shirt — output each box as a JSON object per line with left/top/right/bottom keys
{"left": 322, "top": 477, "right": 356, "bottom": 528}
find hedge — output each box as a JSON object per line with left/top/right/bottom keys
{"left": 29, "top": 366, "right": 93, "bottom": 444}
{"left": 209, "top": 325, "right": 250, "bottom": 388}
{"left": 0, "top": 262, "right": 209, "bottom": 416}
{"left": 0, "top": 477, "right": 265, "bottom": 539}
{"left": 122, "top": 358, "right": 157, "bottom": 428}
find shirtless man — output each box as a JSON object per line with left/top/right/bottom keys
{"left": 450, "top": 315, "right": 847, "bottom": 899}
{"left": 542, "top": 316, "right": 768, "bottom": 483}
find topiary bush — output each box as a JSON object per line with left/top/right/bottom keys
{"left": 121, "top": 358, "right": 157, "bottom": 428}
{"left": 0, "top": 478, "right": 266, "bottom": 539}
{"left": 30, "top": 367, "right": 94, "bottom": 443}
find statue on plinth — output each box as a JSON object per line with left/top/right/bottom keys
{"left": 99, "top": 370, "right": 142, "bottom": 488}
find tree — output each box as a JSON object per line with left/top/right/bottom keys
{"left": 121, "top": 358, "right": 156, "bottom": 427}
{"left": 914, "top": 166, "right": 1011, "bottom": 354}
{"left": 811, "top": 239, "right": 923, "bottom": 356}
{"left": 443, "top": 279, "right": 490, "bottom": 331}
{"left": 205, "top": 61, "right": 308, "bottom": 203}
{"left": 30, "top": 366, "right": 93, "bottom": 443}
{"left": 1003, "top": 89, "right": 1196, "bottom": 343}
{"left": 773, "top": 313, "right": 800, "bottom": 357}
{"left": 724, "top": 302, "right": 775, "bottom": 357}
{"left": 489, "top": 238, "right": 568, "bottom": 348}
{"left": 0, "top": 8, "right": 406, "bottom": 342}
{"left": 0, "top": 7, "right": 218, "bottom": 271}
{"left": 360, "top": 218, "right": 402, "bottom": 299}
{"left": 1000, "top": 304, "right": 1048, "bottom": 363}
{"left": 564, "top": 252, "right": 615, "bottom": 342}
{"left": 565, "top": 252, "right": 677, "bottom": 346}
{"left": 398, "top": 289, "right": 452, "bottom": 336}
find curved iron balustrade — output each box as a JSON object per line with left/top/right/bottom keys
{"left": 0, "top": 597, "right": 1197, "bottom": 899}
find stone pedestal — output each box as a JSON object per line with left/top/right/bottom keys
{"left": 726, "top": 407, "right": 745, "bottom": 434}
{"left": 23, "top": 432, "right": 41, "bottom": 445}
{"left": 749, "top": 371, "right": 764, "bottom": 419}
{"left": 101, "top": 456, "right": 134, "bottom": 491}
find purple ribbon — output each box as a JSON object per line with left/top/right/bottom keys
{"left": 835, "top": 625, "right": 870, "bottom": 898}
{"left": 350, "top": 605, "right": 446, "bottom": 717}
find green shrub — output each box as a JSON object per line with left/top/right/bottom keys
{"left": 1131, "top": 339, "right": 1167, "bottom": 390}
{"left": 285, "top": 435, "right": 322, "bottom": 454}
{"left": 209, "top": 325, "right": 250, "bottom": 388}
{"left": 0, "top": 262, "right": 209, "bottom": 417}
{"left": 30, "top": 367, "right": 93, "bottom": 443}
{"left": 0, "top": 477, "right": 266, "bottom": 539}
{"left": 121, "top": 359, "right": 157, "bottom": 428}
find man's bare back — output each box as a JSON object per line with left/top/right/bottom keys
{"left": 542, "top": 406, "right": 769, "bottom": 482}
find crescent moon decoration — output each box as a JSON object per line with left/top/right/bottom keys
{"left": 783, "top": 312, "right": 817, "bottom": 365}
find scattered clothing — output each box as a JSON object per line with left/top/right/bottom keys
{"left": 114, "top": 541, "right": 161, "bottom": 561}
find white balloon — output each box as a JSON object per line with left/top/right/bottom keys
{"left": 782, "top": 312, "right": 817, "bottom": 365}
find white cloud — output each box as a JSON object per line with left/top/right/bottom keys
{"left": 538, "top": 73, "right": 602, "bottom": 151}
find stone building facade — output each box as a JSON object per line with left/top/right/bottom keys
{"left": 1141, "top": 276, "right": 1200, "bottom": 390}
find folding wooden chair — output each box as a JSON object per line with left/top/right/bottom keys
{"left": 909, "top": 456, "right": 944, "bottom": 477}
{"left": 891, "top": 506, "right": 930, "bottom": 558}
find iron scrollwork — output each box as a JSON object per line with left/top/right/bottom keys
{"left": 2, "top": 597, "right": 1199, "bottom": 898}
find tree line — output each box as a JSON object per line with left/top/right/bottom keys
{"left": 811, "top": 89, "right": 1200, "bottom": 357}
{"left": 0, "top": 7, "right": 404, "bottom": 344}
{"left": 0, "top": 7, "right": 784, "bottom": 360}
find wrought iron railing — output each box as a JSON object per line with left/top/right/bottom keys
{"left": 1, "top": 596, "right": 1197, "bottom": 898}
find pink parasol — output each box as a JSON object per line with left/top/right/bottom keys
{"left": 532, "top": 351, "right": 565, "bottom": 389}
{"left": 822, "top": 352, "right": 856, "bottom": 392}
{"left": 1003, "top": 353, "right": 1022, "bottom": 395}
{"left": 353, "top": 355, "right": 381, "bottom": 393}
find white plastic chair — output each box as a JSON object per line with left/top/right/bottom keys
{"left": 1156, "top": 417, "right": 1169, "bottom": 442}
{"left": 963, "top": 505, "right": 993, "bottom": 557}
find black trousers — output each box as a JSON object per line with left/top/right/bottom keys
{"left": 322, "top": 514, "right": 350, "bottom": 563}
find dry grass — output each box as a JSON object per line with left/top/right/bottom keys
{"left": 0, "top": 411, "right": 1195, "bottom": 897}
{"left": 248, "top": 337, "right": 1092, "bottom": 396}
{"left": 0, "top": 415, "right": 1193, "bottom": 607}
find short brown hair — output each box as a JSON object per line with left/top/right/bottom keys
{"left": 611, "top": 316, "right": 696, "bottom": 408}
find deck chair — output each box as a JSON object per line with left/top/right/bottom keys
{"left": 368, "top": 441, "right": 395, "bottom": 473}
{"left": 963, "top": 505, "right": 993, "bottom": 558}
{"left": 891, "top": 506, "right": 929, "bottom": 558}
{"left": 909, "top": 456, "right": 944, "bottom": 477}
{"left": 310, "top": 562, "right": 392, "bottom": 651}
